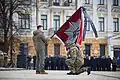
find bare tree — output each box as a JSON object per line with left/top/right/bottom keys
{"left": 0, "top": 0, "right": 31, "bottom": 66}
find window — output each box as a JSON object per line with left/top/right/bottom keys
{"left": 19, "top": 43, "right": 28, "bottom": 55}
{"left": 19, "top": 14, "right": 30, "bottom": 29}
{"left": 85, "top": 0, "right": 90, "bottom": 4}
{"left": 86, "top": 18, "right": 90, "bottom": 31}
{"left": 114, "top": 48, "right": 120, "bottom": 58}
{"left": 85, "top": 44, "right": 91, "bottom": 56}
{"left": 53, "top": 15, "right": 60, "bottom": 31}
{"left": 54, "top": 44, "right": 60, "bottom": 56}
{"left": 66, "top": 16, "right": 71, "bottom": 21}
{"left": 41, "top": 15, "right": 47, "bottom": 30}
{"left": 68, "top": 0, "right": 72, "bottom": 3}
{"left": 99, "top": 0, "right": 104, "bottom": 5}
{"left": 113, "top": 18, "right": 119, "bottom": 32}
{"left": 45, "top": 44, "right": 48, "bottom": 56}
{"left": 54, "top": 0, "right": 60, "bottom": 3}
{"left": 53, "top": 0, "right": 60, "bottom": 6}
{"left": 99, "top": 17, "right": 104, "bottom": 32}
{"left": 20, "top": 0, "right": 31, "bottom": 5}
{"left": 41, "top": 0, "right": 47, "bottom": 2}
{"left": 100, "top": 44, "right": 105, "bottom": 57}
{"left": 113, "top": 0, "right": 119, "bottom": 6}
{"left": 64, "top": 1, "right": 70, "bottom": 6}
{"left": 0, "top": 29, "right": 4, "bottom": 37}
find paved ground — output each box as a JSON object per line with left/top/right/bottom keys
{"left": 0, "top": 70, "right": 120, "bottom": 80}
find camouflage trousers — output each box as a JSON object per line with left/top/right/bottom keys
{"left": 65, "top": 59, "right": 84, "bottom": 73}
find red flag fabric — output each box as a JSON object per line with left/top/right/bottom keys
{"left": 76, "top": 9, "right": 83, "bottom": 45}
{"left": 55, "top": 7, "right": 83, "bottom": 45}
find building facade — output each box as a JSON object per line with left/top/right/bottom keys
{"left": 2, "top": 0, "right": 119, "bottom": 59}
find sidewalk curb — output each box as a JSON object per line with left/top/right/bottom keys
{"left": 0, "top": 68, "right": 26, "bottom": 71}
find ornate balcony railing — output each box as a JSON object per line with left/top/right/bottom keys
{"left": 48, "top": 0, "right": 75, "bottom": 9}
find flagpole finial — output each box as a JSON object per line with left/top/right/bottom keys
{"left": 81, "top": 6, "right": 86, "bottom": 11}
{"left": 96, "top": 37, "right": 99, "bottom": 40}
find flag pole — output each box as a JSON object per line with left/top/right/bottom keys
{"left": 50, "top": 33, "right": 56, "bottom": 38}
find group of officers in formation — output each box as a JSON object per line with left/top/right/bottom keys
{"left": 27, "top": 53, "right": 120, "bottom": 72}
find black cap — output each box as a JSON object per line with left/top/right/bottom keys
{"left": 37, "top": 25, "right": 43, "bottom": 29}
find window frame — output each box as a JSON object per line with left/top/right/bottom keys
{"left": 41, "top": 15, "right": 47, "bottom": 30}
{"left": 113, "top": 0, "right": 119, "bottom": 6}
{"left": 54, "top": 43, "right": 60, "bottom": 56}
{"left": 53, "top": 0, "right": 60, "bottom": 6}
{"left": 99, "top": 17, "right": 104, "bottom": 32}
{"left": 86, "top": 18, "right": 90, "bottom": 31}
{"left": 85, "top": 0, "right": 90, "bottom": 4}
{"left": 53, "top": 15, "right": 60, "bottom": 31}
{"left": 68, "top": 0, "right": 72, "bottom": 3}
{"left": 100, "top": 44, "right": 106, "bottom": 57}
{"left": 18, "top": 14, "right": 30, "bottom": 29}
{"left": 41, "top": 0, "right": 47, "bottom": 2}
{"left": 98, "top": 0, "right": 104, "bottom": 5}
{"left": 85, "top": 44, "right": 91, "bottom": 56}
{"left": 20, "top": 0, "right": 31, "bottom": 5}
{"left": 66, "top": 16, "right": 71, "bottom": 21}
{"left": 113, "top": 18, "right": 119, "bottom": 32}
{"left": 45, "top": 44, "right": 48, "bottom": 56}
{"left": 54, "top": 0, "right": 60, "bottom": 3}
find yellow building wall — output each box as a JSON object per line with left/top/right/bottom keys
{"left": 81, "top": 38, "right": 108, "bottom": 57}
{"left": 18, "top": 37, "right": 108, "bottom": 57}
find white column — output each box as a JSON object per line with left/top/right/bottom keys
{"left": 107, "top": 0, "right": 113, "bottom": 58}
{"left": 92, "top": 0, "right": 98, "bottom": 29}
{"left": 38, "top": 10, "right": 41, "bottom": 25}
{"left": 108, "top": 39, "right": 114, "bottom": 59}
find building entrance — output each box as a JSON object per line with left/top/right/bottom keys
{"left": 114, "top": 48, "right": 120, "bottom": 58}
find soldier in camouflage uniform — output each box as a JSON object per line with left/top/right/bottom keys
{"left": 65, "top": 42, "right": 90, "bottom": 75}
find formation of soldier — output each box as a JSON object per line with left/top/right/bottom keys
{"left": 28, "top": 54, "right": 120, "bottom": 72}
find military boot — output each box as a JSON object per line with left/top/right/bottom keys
{"left": 87, "top": 67, "right": 91, "bottom": 75}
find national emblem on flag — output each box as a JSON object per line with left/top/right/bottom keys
{"left": 51, "top": 7, "right": 98, "bottom": 46}
{"left": 51, "top": 7, "right": 83, "bottom": 45}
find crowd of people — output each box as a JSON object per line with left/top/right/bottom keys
{"left": 83, "top": 56, "right": 120, "bottom": 71}
{"left": 26, "top": 55, "right": 120, "bottom": 71}
{"left": 26, "top": 55, "right": 68, "bottom": 70}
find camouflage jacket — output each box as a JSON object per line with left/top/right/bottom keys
{"left": 67, "top": 46, "right": 84, "bottom": 64}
